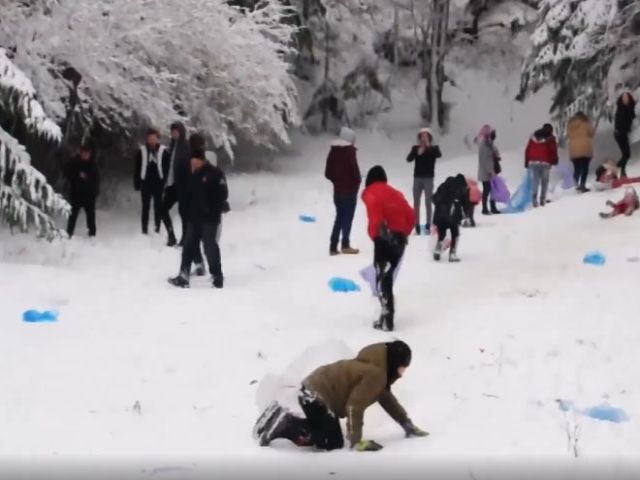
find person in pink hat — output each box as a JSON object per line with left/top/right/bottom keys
{"left": 476, "top": 124, "right": 501, "bottom": 215}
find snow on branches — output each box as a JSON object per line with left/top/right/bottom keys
{"left": 518, "top": 0, "right": 638, "bottom": 134}
{"left": 1, "top": 0, "right": 300, "bottom": 159}
{"left": 0, "top": 49, "right": 69, "bottom": 239}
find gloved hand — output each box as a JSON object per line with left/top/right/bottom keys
{"left": 353, "top": 440, "right": 383, "bottom": 452}
{"left": 402, "top": 421, "right": 429, "bottom": 438}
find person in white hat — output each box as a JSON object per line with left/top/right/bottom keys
{"left": 324, "top": 126, "right": 362, "bottom": 255}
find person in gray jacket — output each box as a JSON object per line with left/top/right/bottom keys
{"left": 476, "top": 124, "right": 500, "bottom": 215}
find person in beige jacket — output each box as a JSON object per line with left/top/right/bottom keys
{"left": 566, "top": 112, "right": 594, "bottom": 192}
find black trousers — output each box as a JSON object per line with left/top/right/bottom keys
{"left": 374, "top": 232, "right": 406, "bottom": 331}
{"left": 571, "top": 157, "right": 591, "bottom": 188}
{"left": 141, "top": 183, "right": 163, "bottom": 233}
{"left": 615, "top": 131, "right": 631, "bottom": 176}
{"left": 298, "top": 386, "right": 343, "bottom": 451}
{"left": 180, "top": 221, "right": 222, "bottom": 278}
{"left": 67, "top": 196, "right": 96, "bottom": 237}
{"left": 161, "top": 186, "right": 178, "bottom": 237}
{"left": 436, "top": 222, "right": 459, "bottom": 249}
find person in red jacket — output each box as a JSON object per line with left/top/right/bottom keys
{"left": 361, "top": 166, "right": 414, "bottom": 332}
{"left": 525, "top": 123, "right": 558, "bottom": 207}
{"left": 325, "top": 127, "right": 362, "bottom": 256}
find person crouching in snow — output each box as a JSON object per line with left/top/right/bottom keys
{"left": 462, "top": 177, "right": 481, "bottom": 228}
{"left": 361, "top": 166, "right": 414, "bottom": 332}
{"left": 325, "top": 127, "right": 362, "bottom": 256}
{"left": 432, "top": 174, "right": 470, "bottom": 262}
{"left": 599, "top": 187, "right": 640, "bottom": 218}
{"left": 254, "top": 341, "right": 428, "bottom": 451}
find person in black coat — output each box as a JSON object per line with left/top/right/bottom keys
{"left": 614, "top": 92, "right": 636, "bottom": 178}
{"left": 134, "top": 128, "right": 170, "bottom": 234}
{"left": 161, "top": 122, "right": 191, "bottom": 246}
{"left": 169, "top": 149, "right": 229, "bottom": 289}
{"left": 406, "top": 128, "right": 442, "bottom": 234}
{"left": 65, "top": 144, "right": 99, "bottom": 238}
{"left": 432, "top": 174, "right": 470, "bottom": 263}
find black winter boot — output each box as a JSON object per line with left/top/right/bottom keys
{"left": 212, "top": 275, "right": 224, "bottom": 289}
{"left": 168, "top": 274, "right": 190, "bottom": 288}
{"left": 167, "top": 230, "right": 177, "bottom": 247}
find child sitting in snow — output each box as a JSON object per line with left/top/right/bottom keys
{"left": 599, "top": 187, "right": 640, "bottom": 218}
{"left": 594, "top": 159, "right": 619, "bottom": 191}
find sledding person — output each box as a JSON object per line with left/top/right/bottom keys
{"left": 599, "top": 187, "right": 640, "bottom": 218}
{"left": 614, "top": 92, "right": 637, "bottom": 178}
{"left": 406, "top": 127, "right": 442, "bottom": 234}
{"left": 169, "top": 149, "right": 228, "bottom": 289}
{"left": 255, "top": 341, "right": 428, "bottom": 451}
{"left": 134, "top": 128, "right": 169, "bottom": 234}
{"left": 476, "top": 124, "right": 501, "bottom": 215}
{"left": 161, "top": 122, "right": 190, "bottom": 246}
{"left": 325, "top": 126, "right": 362, "bottom": 256}
{"left": 361, "top": 166, "right": 414, "bottom": 332}
{"left": 65, "top": 143, "right": 99, "bottom": 238}
{"left": 566, "top": 112, "right": 594, "bottom": 193}
{"left": 594, "top": 159, "right": 620, "bottom": 191}
{"left": 432, "top": 174, "right": 470, "bottom": 262}
{"left": 525, "top": 123, "right": 558, "bottom": 207}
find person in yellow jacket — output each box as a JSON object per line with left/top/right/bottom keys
{"left": 566, "top": 112, "right": 594, "bottom": 193}
{"left": 254, "top": 341, "right": 428, "bottom": 451}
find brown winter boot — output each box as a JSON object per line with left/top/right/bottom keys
{"left": 341, "top": 247, "right": 360, "bottom": 255}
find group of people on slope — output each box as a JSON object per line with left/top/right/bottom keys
{"left": 133, "top": 125, "right": 229, "bottom": 290}
{"left": 65, "top": 123, "right": 230, "bottom": 289}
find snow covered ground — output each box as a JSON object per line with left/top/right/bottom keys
{"left": 2, "top": 73, "right": 640, "bottom": 479}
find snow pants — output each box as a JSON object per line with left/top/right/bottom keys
{"left": 481, "top": 181, "right": 498, "bottom": 213}
{"left": 413, "top": 177, "right": 434, "bottom": 226}
{"left": 374, "top": 232, "right": 407, "bottom": 331}
{"left": 180, "top": 221, "right": 222, "bottom": 279}
{"left": 298, "top": 386, "right": 344, "bottom": 451}
{"left": 67, "top": 195, "right": 96, "bottom": 237}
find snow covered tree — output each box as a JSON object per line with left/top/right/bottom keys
{"left": 518, "top": 0, "right": 640, "bottom": 136}
{"left": 0, "top": 48, "right": 70, "bottom": 239}
{"left": 1, "top": 0, "right": 300, "bottom": 160}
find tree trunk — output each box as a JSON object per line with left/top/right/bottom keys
{"left": 322, "top": 18, "right": 330, "bottom": 131}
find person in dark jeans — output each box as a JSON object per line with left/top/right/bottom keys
{"left": 161, "top": 122, "right": 190, "bottom": 246}
{"left": 406, "top": 127, "right": 441, "bottom": 234}
{"left": 614, "top": 92, "right": 637, "bottom": 178}
{"left": 134, "top": 128, "right": 169, "bottom": 234}
{"left": 255, "top": 341, "right": 426, "bottom": 452}
{"left": 325, "top": 127, "right": 362, "bottom": 256}
{"left": 361, "top": 166, "right": 414, "bottom": 332}
{"left": 169, "top": 149, "right": 228, "bottom": 289}
{"left": 65, "top": 143, "right": 99, "bottom": 238}
{"left": 566, "top": 112, "right": 594, "bottom": 192}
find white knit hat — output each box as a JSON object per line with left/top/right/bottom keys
{"left": 339, "top": 127, "right": 356, "bottom": 144}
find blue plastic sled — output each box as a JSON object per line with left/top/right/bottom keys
{"left": 556, "top": 399, "right": 629, "bottom": 423}
{"left": 583, "top": 251, "right": 606, "bottom": 266}
{"left": 328, "top": 277, "right": 361, "bottom": 293}
{"left": 299, "top": 215, "right": 316, "bottom": 223}
{"left": 23, "top": 310, "right": 58, "bottom": 323}
{"left": 503, "top": 171, "right": 533, "bottom": 214}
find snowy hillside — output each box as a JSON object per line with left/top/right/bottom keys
{"left": 2, "top": 69, "right": 640, "bottom": 479}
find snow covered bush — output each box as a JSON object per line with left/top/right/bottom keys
{"left": 518, "top": 0, "right": 640, "bottom": 135}
{"left": 1, "top": 0, "right": 300, "bottom": 159}
{"left": 0, "top": 49, "right": 70, "bottom": 240}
